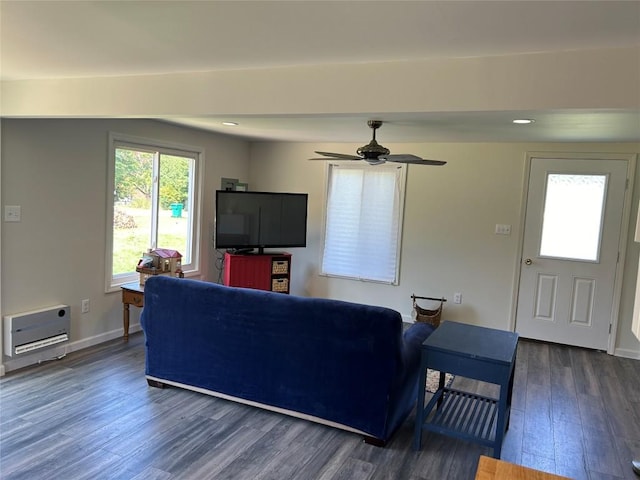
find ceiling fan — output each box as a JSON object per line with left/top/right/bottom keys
{"left": 311, "top": 120, "right": 446, "bottom": 166}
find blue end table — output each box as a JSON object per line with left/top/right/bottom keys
{"left": 413, "top": 321, "right": 518, "bottom": 458}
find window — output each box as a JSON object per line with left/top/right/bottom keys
{"left": 632, "top": 204, "right": 640, "bottom": 341}
{"left": 106, "top": 133, "right": 202, "bottom": 290}
{"left": 321, "top": 163, "right": 406, "bottom": 284}
{"left": 539, "top": 173, "right": 607, "bottom": 262}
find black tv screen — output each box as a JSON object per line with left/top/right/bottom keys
{"left": 215, "top": 190, "right": 308, "bottom": 252}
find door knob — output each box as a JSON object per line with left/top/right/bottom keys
{"left": 524, "top": 258, "right": 533, "bottom": 266}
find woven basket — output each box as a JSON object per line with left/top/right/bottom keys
{"left": 412, "top": 297, "right": 443, "bottom": 327}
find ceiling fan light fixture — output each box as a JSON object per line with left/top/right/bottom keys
{"left": 512, "top": 118, "right": 535, "bottom": 124}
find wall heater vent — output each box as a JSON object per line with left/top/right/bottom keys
{"left": 4, "top": 305, "right": 70, "bottom": 357}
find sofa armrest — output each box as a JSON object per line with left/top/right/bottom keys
{"left": 402, "top": 322, "right": 436, "bottom": 368}
{"left": 384, "top": 322, "right": 437, "bottom": 437}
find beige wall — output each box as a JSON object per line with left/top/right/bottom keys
{"left": 0, "top": 119, "right": 250, "bottom": 371}
{"left": 248, "top": 141, "right": 640, "bottom": 358}
{"left": 2, "top": 119, "right": 639, "bottom": 374}
{"left": 3, "top": 47, "right": 638, "bottom": 117}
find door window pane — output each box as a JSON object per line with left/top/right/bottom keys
{"left": 539, "top": 174, "right": 606, "bottom": 261}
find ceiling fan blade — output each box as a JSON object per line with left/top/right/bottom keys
{"left": 381, "top": 154, "right": 447, "bottom": 166}
{"left": 314, "top": 151, "right": 363, "bottom": 160}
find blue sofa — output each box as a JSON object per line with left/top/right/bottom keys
{"left": 141, "top": 276, "right": 436, "bottom": 445}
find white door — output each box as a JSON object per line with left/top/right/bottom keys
{"left": 516, "top": 157, "right": 629, "bottom": 350}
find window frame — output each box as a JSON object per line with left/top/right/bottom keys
{"left": 320, "top": 162, "right": 407, "bottom": 285}
{"left": 105, "top": 132, "right": 203, "bottom": 292}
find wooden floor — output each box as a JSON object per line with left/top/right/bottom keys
{"left": 1, "top": 333, "right": 639, "bottom": 480}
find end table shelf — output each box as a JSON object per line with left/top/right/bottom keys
{"left": 423, "top": 388, "right": 499, "bottom": 446}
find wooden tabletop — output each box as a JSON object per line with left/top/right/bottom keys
{"left": 121, "top": 281, "right": 144, "bottom": 293}
{"left": 475, "top": 456, "right": 571, "bottom": 480}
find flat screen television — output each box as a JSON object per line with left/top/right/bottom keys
{"left": 215, "top": 190, "right": 308, "bottom": 253}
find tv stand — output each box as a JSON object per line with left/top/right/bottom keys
{"left": 223, "top": 252, "right": 291, "bottom": 293}
{"left": 230, "top": 248, "right": 254, "bottom": 255}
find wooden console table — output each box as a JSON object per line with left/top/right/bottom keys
{"left": 475, "top": 455, "right": 570, "bottom": 479}
{"left": 414, "top": 321, "right": 518, "bottom": 458}
{"left": 121, "top": 282, "right": 144, "bottom": 340}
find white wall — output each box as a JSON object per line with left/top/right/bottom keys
{"left": 248, "top": 141, "right": 640, "bottom": 358}
{"left": 0, "top": 125, "right": 3, "bottom": 373}
{"left": 4, "top": 47, "right": 638, "bottom": 117}
{"left": 0, "top": 119, "right": 250, "bottom": 372}
{"left": 3, "top": 119, "right": 639, "bottom": 372}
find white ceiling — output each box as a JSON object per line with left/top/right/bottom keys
{"left": 2, "top": 0, "right": 640, "bottom": 143}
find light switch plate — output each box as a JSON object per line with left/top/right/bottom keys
{"left": 4, "top": 205, "right": 21, "bottom": 222}
{"left": 495, "top": 224, "right": 511, "bottom": 235}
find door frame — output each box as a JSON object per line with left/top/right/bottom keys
{"left": 510, "top": 151, "right": 636, "bottom": 354}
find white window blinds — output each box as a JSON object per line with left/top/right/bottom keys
{"left": 321, "top": 163, "right": 406, "bottom": 284}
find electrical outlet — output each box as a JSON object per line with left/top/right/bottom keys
{"left": 453, "top": 292, "right": 462, "bottom": 304}
{"left": 81, "top": 299, "right": 90, "bottom": 314}
{"left": 4, "top": 205, "right": 21, "bottom": 222}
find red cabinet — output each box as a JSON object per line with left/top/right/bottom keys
{"left": 223, "top": 252, "right": 291, "bottom": 293}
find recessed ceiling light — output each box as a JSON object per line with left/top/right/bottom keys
{"left": 222, "top": 121, "right": 238, "bottom": 126}
{"left": 512, "top": 119, "right": 535, "bottom": 124}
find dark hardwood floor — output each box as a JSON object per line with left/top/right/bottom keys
{"left": 1, "top": 333, "right": 639, "bottom": 479}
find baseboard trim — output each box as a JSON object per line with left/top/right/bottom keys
{"left": 1, "top": 323, "right": 142, "bottom": 374}
{"left": 613, "top": 347, "right": 640, "bottom": 360}
{"left": 67, "top": 323, "right": 142, "bottom": 353}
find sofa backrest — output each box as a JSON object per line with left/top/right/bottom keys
{"left": 142, "top": 276, "right": 406, "bottom": 434}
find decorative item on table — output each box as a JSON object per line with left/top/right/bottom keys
{"left": 136, "top": 248, "right": 183, "bottom": 285}
{"left": 137, "top": 254, "right": 154, "bottom": 269}
{"left": 411, "top": 294, "right": 446, "bottom": 327}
